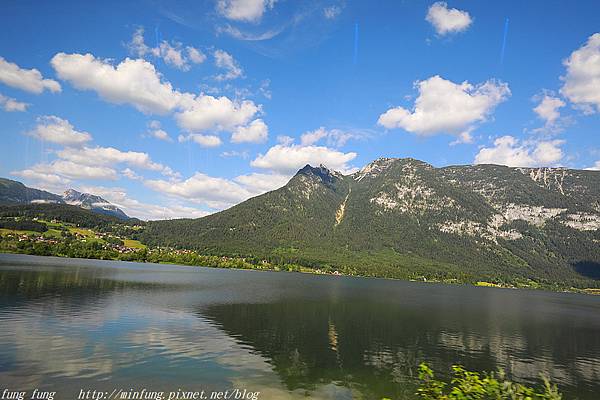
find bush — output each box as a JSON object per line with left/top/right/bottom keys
{"left": 416, "top": 363, "right": 562, "bottom": 400}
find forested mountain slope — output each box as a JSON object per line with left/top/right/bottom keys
{"left": 137, "top": 158, "right": 600, "bottom": 287}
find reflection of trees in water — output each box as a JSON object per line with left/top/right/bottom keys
{"left": 200, "top": 299, "right": 600, "bottom": 400}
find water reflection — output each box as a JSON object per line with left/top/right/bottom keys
{"left": 0, "top": 254, "right": 599, "bottom": 400}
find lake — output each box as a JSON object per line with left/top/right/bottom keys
{"left": 0, "top": 254, "right": 599, "bottom": 399}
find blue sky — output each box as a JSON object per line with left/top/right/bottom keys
{"left": 1, "top": 0, "right": 599, "bottom": 219}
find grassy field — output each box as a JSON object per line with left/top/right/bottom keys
{"left": 124, "top": 239, "right": 146, "bottom": 249}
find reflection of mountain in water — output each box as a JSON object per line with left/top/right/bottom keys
{"left": 199, "top": 298, "right": 600, "bottom": 400}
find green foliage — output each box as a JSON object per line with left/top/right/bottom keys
{"left": 0, "top": 219, "right": 48, "bottom": 232}
{"left": 416, "top": 363, "right": 562, "bottom": 400}
{"left": 0, "top": 204, "right": 141, "bottom": 231}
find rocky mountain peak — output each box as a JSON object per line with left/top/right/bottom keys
{"left": 295, "top": 164, "right": 340, "bottom": 186}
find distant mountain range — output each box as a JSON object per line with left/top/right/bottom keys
{"left": 139, "top": 158, "right": 600, "bottom": 286}
{"left": 2, "top": 158, "right": 600, "bottom": 286}
{"left": 0, "top": 178, "right": 128, "bottom": 220}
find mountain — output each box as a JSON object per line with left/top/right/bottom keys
{"left": 140, "top": 158, "right": 600, "bottom": 287}
{"left": 0, "top": 178, "right": 64, "bottom": 204}
{"left": 62, "top": 189, "right": 128, "bottom": 220}
{"left": 0, "top": 178, "right": 128, "bottom": 220}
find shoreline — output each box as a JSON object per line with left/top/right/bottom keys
{"left": 1, "top": 250, "right": 598, "bottom": 297}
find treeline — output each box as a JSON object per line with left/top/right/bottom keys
{"left": 0, "top": 219, "right": 48, "bottom": 232}
{"left": 0, "top": 204, "right": 142, "bottom": 231}
{"left": 0, "top": 236, "right": 310, "bottom": 273}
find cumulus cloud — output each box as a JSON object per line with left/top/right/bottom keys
{"left": 531, "top": 94, "right": 569, "bottom": 135}
{"left": 214, "top": 49, "right": 243, "bottom": 81}
{"left": 26, "top": 116, "right": 92, "bottom": 146}
{"left": 145, "top": 120, "right": 173, "bottom": 142}
{"left": 128, "top": 28, "right": 205, "bottom": 71}
{"left": 231, "top": 119, "right": 268, "bottom": 143}
{"left": 146, "top": 172, "right": 253, "bottom": 209}
{"left": 51, "top": 53, "right": 182, "bottom": 114}
{"left": 51, "top": 52, "right": 263, "bottom": 135}
{"left": 145, "top": 169, "right": 290, "bottom": 210}
{"left": 378, "top": 75, "right": 510, "bottom": 141}
{"left": 426, "top": 2, "right": 473, "bottom": 36}
{"left": 0, "top": 93, "right": 28, "bottom": 112}
{"left": 175, "top": 95, "right": 259, "bottom": 133}
{"left": 57, "top": 146, "right": 178, "bottom": 178}
{"left": 560, "top": 33, "right": 600, "bottom": 113}
{"left": 121, "top": 168, "right": 143, "bottom": 181}
{"left": 233, "top": 172, "right": 290, "bottom": 194}
{"left": 533, "top": 95, "right": 565, "bottom": 125}
{"left": 0, "top": 57, "right": 61, "bottom": 94}
{"left": 586, "top": 161, "right": 600, "bottom": 171}
{"left": 217, "top": 0, "right": 276, "bottom": 23}
{"left": 15, "top": 161, "right": 117, "bottom": 182}
{"left": 11, "top": 168, "right": 71, "bottom": 187}
{"left": 251, "top": 143, "right": 357, "bottom": 174}
{"left": 178, "top": 133, "right": 223, "bottom": 147}
{"left": 474, "top": 136, "right": 565, "bottom": 167}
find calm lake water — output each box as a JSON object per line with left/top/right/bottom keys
{"left": 0, "top": 254, "right": 599, "bottom": 400}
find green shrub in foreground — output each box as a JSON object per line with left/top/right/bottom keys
{"left": 415, "top": 363, "right": 562, "bottom": 400}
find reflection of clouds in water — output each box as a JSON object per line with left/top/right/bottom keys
{"left": 0, "top": 319, "right": 116, "bottom": 386}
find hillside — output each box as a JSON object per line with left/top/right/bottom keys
{"left": 0, "top": 178, "right": 64, "bottom": 204}
{"left": 140, "top": 158, "right": 600, "bottom": 287}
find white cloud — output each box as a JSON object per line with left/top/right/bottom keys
{"left": 150, "top": 129, "right": 172, "bottom": 142}
{"left": 145, "top": 169, "right": 291, "bottom": 210}
{"left": 146, "top": 172, "right": 253, "bottom": 209}
{"left": 57, "top": 146, "right": 178, "bottom": 178}
{"left": 214, "top": 49, "right": 243, "bottom": 81}
{"left": 560, "top": 33, "right": 600, "bottom": 113}
{"left": 187, "top": 47, "right": 207, "bottom": 64}
{"left": 0, "top": 93, "right": 28, "bottom": 112}
{"left": 51, "top": 53, "right": 183, "bottom": 114}
{"left": 51, "top": 52, "right": 262, "bottom": 135}
{"left": 378, "top": 75, "right": 510, "bottom": 140}
{"left": 234, "top": 172, "right": 290, "bottom": 194}
{"left": 426, "top": 2, "right": 473, "bottom": 36}
{"left": 121, "top": 168, "right": 143, "bottom": 181}
{"left": 178, "top": 133, "right": 223, "bottom": 147}
{"left": 26, "top": 116, "right": 92, "bottom": 146}
{"left": 16, "top": 161, "right": 117, "bottom": 182}
{"left": 145, "top": 120, "right": 173, "bottom": 142}
{"left": 217, "top": 0, "right": 276, "bottom": 23}
{"left": 231, "top": 118, "right": 268, "bottom": 143}
{"left": 299, "top": 127, "right": 366, "bottom": 147}
{"left": 128, "top": 28, "right": 206, "bottom": 71}
{"left": 533, "top": 95, "right": 565, "bottom": 125}
{"left": 48, "top": 160, "right": 118, "bottom": 180}
{"left": 251, "top": 143, "right": 357, "bottom": 174}
{"left": 11, "top": 168, "right": 71, "bottom": 187}
{"left": 323, "top": 6, "right": 342, "bottom": 20}
{"left": 474, "top": 136, "right": 565, "bottom": 167}
{"left": 586, "top": 161, "right": 600, "bottom": 171}
{"left": 0, "top": 57, "right": 61, "bottom": 94}
{"left": 300, "top": 127, "right": 328, "bottom": 146}
{"left": 78, "top": 185, "right": 210, "bottom": 220}
{"left": 175, "top": 95, "right": 259, "bottom": 132}
{"left": 277, "top": 135, "right": 294, "bottom": 145}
